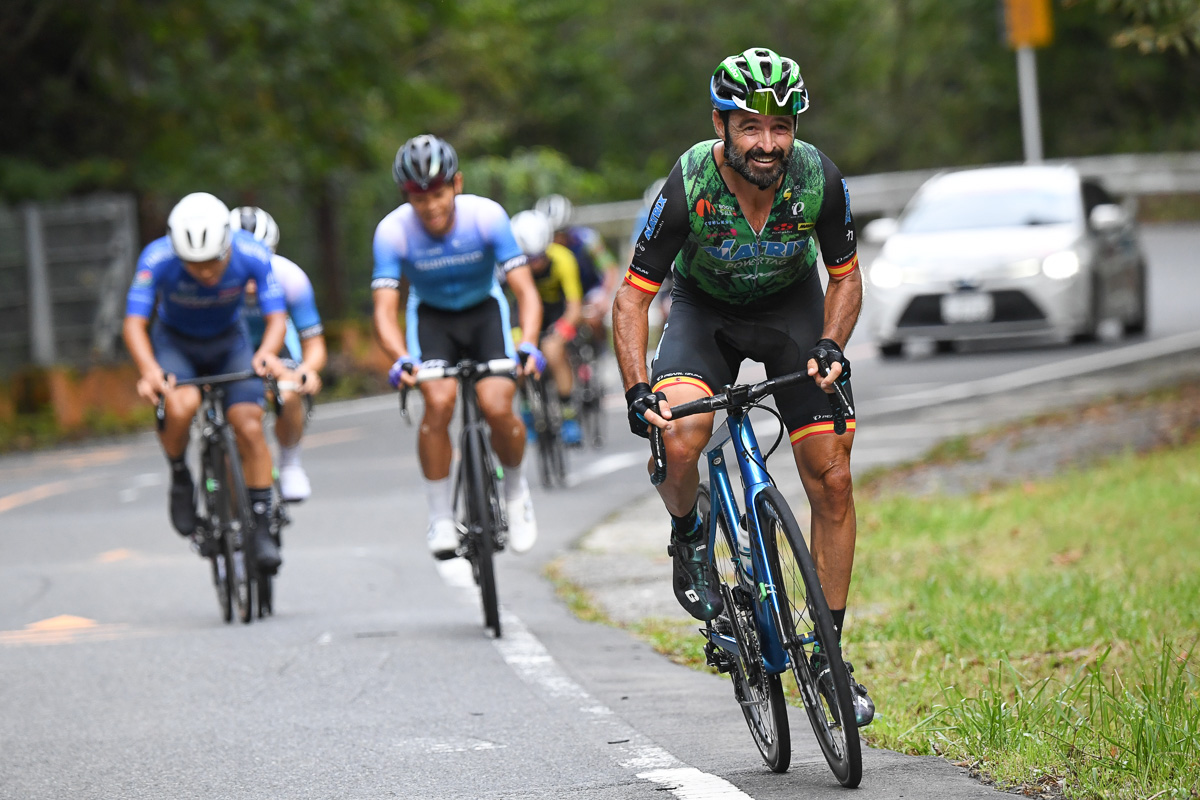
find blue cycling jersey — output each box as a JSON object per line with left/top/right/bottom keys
{"left": 242, "top": 254, "right": 323, "bottom": 358}
{"left": 370, "top": 194, "right": 527, "bottom": 311}
{"left": 126, "top": 231, "right": 286, "bottom": 338}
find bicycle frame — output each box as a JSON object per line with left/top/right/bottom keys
{"left": 703, "top": 407, "right": 793, "bottom": 675}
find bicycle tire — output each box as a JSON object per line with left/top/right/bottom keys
{"left": 464, "top": 428, "right": 501, "bottom": 637}
{"left": 201, "top": 446, "right": 233, "bottom": 624}
{"left": 220, "top": 424, "right": 257, "bottom": 625}
{"left": 532, "top": 378, "right": 567, "bottom": 488}
{"left": 698, "top": 483, "right": 791, "bottom": 773}
{"left": 576, "top": 358, "right": 604, "bottom": 448}
{"left": 756, "top": 486, "right": 862, "bottom": 787}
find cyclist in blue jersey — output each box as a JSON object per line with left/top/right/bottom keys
{"left": 372, "top": 134, "right": 545, "bottom": 559}
{"left": 123, "top": 192, "right": 286, "bottom": 571}
{"left": 612, "top": 48, "right": 874, "bottom": 726}
{"left": 231, "top": 206, "right": 327, "bottom": 502}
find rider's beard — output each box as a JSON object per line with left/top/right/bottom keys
{"left": 723, "top": 131, "right": 789, "bottom": 190}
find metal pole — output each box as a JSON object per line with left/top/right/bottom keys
{"left": 23, "top": 204, "right": 56, "bottom": 365}
{"left": 1017, "top": 45, "right": 1044, "bottom": 163}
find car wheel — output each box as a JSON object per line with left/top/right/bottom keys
{"left": 1124, "top": 261, "right": 1147, "bottom": 335}
{"left": 1072, "top": 276, "right": 1102, "bottom": 344}
{"left": 879, "top": 341, "right": 903, "bottom": 358}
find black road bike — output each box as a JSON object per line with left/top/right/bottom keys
{"left": 159, "top": 371, "right": 281, "bottom": 624}
{"left": 402, "top": 358, "right": 515, "bottom": 638}
{"left": 569, "top": 323, "right": 606, "bottom": 448}
{"left": 520, "top": 372, "right": 568, "bottom": 489}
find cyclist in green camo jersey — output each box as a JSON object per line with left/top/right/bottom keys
{"left": 612, "top": 47, "right": 873, "bottom": 727}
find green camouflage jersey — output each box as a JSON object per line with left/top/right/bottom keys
{"left": 626, "top": 139, "right": 858, "bottom": 310}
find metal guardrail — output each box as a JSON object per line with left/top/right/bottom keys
{"left": 572, "top": 151, "right": 1200, "bottom": 238}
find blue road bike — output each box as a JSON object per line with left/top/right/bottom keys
{"left": 649, "top": 367, "right": 861, "bottom": 785}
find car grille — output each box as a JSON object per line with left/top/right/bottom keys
{"left": 897, "top": 291, "right": 1045, "bottom": 327}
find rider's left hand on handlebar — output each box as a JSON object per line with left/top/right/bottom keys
{"left": 806, "top": 338, "right": 851, "bottom": 393}
{"left": 388, "top": 355, "right": 419, "bottom": 389}
{"left": 517, "top": 342, "right": 547, "bottom": 377}
{"left": 253, "top": 351, "right": 284, "bottom": 378}
{"left": 625, "top": 382, "right": 671, "bottom": 438}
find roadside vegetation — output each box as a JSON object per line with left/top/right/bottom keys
{"left": 556, "top": 383, "right": 1200, "bottom": 800}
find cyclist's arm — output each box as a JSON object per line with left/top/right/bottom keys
{"left": 122, "top": 314, "right": 170, "bottom": 404}
{"left": 506, "top": 264, "right": 543, "bottom": 349}
{"left": 294, "top": 333, "right": 327, "bottom": 394}
{"left": 372, "top": 287, "right": 408, "bottom": 362}
{"left": 256, "top": 312, "right": 288, "bottom": 376}
{"left": 812, "top": 150, "right": 863, "bottom": 385}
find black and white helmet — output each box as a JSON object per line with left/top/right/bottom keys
{"left": 534, "top": 194, "right": 573, "bottom": 231}
{"left": 229, "top": 206, "right": 280, "bottom": 253}
{"left": 167, "top": 192, "right": 231, "bottom": 262}
{"left": 393, "top": 134, "right": 459, "bottom": 193}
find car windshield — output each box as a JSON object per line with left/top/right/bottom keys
{"left": 899, "top": 184, "right": 1080, "bottom": 233}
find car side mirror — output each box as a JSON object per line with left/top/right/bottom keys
{"left": 862, "top": 217, "right": 899, "bottom": 244}
{"left": 1089, "top": 203, "right": 1125, "bottom": 231}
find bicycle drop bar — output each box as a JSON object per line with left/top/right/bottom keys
{"left": 156, "top": 370, "right": 282, "bottom": 430}
{"left": 648, "top": 368, "right": 848, "bottom": 486}
{"left": 399, "top": 358, "right": 519, "bottom": 422}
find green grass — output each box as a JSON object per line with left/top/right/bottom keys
{"left": 851, "top": 441, "right": 1200, "bottom": 798}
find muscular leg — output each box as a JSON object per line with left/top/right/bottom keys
{"left": 159, "top": 386, "right": 201, "bottom": 458}
{"left": 792, "top": 430, "right": 857, "bottom": 610}
{"left": 477, "top": 376, "right": 523, "bottom": 467}
{"left": 227, "top": 403, "right": 273, "bottom": 487}
{"left": 652, "top": 383, "right": 714, "bottom": 517}
{"left": 275, "top": 391, "right": 306, "bottom": 448}
{"left": 540, "top": 333, "right": 573, "bottom": 397}
{"left": 417, "top": 378, "right": 458, "bottom": 479}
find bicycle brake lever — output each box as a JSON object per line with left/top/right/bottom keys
{"left": 817, "top": 355, "right": 851, "bottom": 435}
{"left": 649, "top": 425, "right": 667, "bottom": 486}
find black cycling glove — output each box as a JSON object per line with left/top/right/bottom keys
{"left": 807, "top": 338, "right": 852, "bottom": 383}
{"left": 625, "top": 382, "right": 666, "bottom": 439}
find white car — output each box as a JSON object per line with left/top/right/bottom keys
{"left": 863, "top": 164, "right": 1147, "bottom": 357}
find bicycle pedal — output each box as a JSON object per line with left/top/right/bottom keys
{"left": 704, "top": 641, "right": 734, "bottom": 673}
{"left": 731, "top": 584, "right": 754, "bottom": 608}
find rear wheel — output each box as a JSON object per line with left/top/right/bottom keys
{"left": 464, "top": 431, "right": 501, "bottom": 638}
{"left": 757, "top": 487, "right": 861, "bottom": 787}
{"left": 698, "top": 483, "right": 791, "bottom": 773}
{"left": 878, "top": 341, "right": 903, "bottom": 358}
{"left": 1125, "top": 261, "right": 1147, "bottom": 335}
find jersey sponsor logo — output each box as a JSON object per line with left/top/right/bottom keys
{"left": 792, "top": 200, "right": 805, "bottom": 216}
{"left": 694, "top": 198, "right": 715, "bottom": 218}
{"left": 701, "top": 239, "right": 803, "bottom": 261}
{"left": 643, "top": 195, "right": 667, "bottom": 240}
{"left": 132, "top": 269, "right": 153, "bottom": 288}
{"left": 842, "top": 179, "right": 852, "bottom": 225}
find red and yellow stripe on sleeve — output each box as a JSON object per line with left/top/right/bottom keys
{"left": 789, "top": 418, "right": 856, "bottom": 444}
{"left": 623, "top": 268, "right": 662, "bottom": 296}
{"left": 825, "top": 254, "right": 859, "bottom": 279}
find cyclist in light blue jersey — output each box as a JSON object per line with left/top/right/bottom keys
{"left": 371, "top": 134, "right": 545, "bottom": 559}
{"left": 232, "top": 206, "right": 327, "bottom": 503}
{"left": 123, "top": 192, "right": 286, "bottom": 571}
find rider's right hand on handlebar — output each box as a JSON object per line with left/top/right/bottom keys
{"left": 625, "top": 382, "right": 670, "bottom": 438}
{"left": 388, "top": 355, "right": 419, "bottom": 389}
{"left": 137, "top": 368, "right": 173, "bottom": 405}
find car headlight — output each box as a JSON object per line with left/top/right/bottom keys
{"left": 1042, "top": 250, "right": 1080, "bottom": 280}
{"left": 869, "top": 258, "right": 903, "bottom": 289}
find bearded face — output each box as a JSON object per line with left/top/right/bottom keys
{"left": 723, "top": 127, "right": 791, "bottom": 189}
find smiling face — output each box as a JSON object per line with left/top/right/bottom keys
{"left": 715, "top": 109, "right": 795, "bottom": 189}
{"left": 407, "top": 172, "right": 463, "bottom": 238}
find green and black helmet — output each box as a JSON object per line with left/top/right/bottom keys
{"left": 710, "top": 47, "right": 809, "bottom": 117}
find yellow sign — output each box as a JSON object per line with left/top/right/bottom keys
{"left": 1005, "top": 0, "right": 1054, "bottom": 49}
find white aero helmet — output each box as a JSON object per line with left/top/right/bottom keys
{"left": 167, "top": 192, "right": 232, "bottom": 262}
{"left": 510, "top": 210, "right": 554, "bottom": 257}
{"left": 230, "top": 206, "right": 280, "bottom": 252}
{"left": 534, "top": 194, "right": 573, "bottom": 231}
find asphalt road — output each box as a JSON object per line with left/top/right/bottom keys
{"left": 1, "top": 223, "right": 1197, "bottom": 799}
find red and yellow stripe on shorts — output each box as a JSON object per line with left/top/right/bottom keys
{"left": 789, "top": 418, "right": 856, "bottom": 444}
{"left": 623, "top": 269, "right": 661, "bottom": 296}
{"left": 825, "top": 254, "right": 859, "bottom": 279}
{"left": 652, "top": 375, "right": 713, "bottom": 397}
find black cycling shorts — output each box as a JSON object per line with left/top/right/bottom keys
{"left": 650, "top": 275, "right": 855, "bottom": 444}
{"left": 408, "top": 295, "right": 515, "bottom": 369}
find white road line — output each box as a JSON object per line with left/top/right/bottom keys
{"left": 434, "top": 562, "right": 755, "bottom": 799}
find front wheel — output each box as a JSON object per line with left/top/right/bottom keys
{"left": 220, "top": 425, "right": 257, "bottom": 625}
{"left": 698, "top": 483, "right": 791, "bottom": 773}
{"left": 757, "top": 486, "right": 862, "bottom": 788}
{"left": 463, "top": 430, "right": 501, "bottom": 638}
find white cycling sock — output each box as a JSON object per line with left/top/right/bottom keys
{"left": 502, "top": 464, "right": 525, "bottom": 501}
{"left": 278, "top": 443, "right": 302, "bottom": 468}
{"left": 424, "top": 476, "right": 453, "bottom": 522}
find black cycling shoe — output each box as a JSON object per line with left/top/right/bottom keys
{"left": 812, "top": 651, "right": 876, "bottom": 728}
{"left": 252, "top": 515, "right": 282, "bottom": 574}
{"left": 169, "top": 474, "right": 197, "bottom": 536}
{"left": 194, "top": 534, "right": 221, "bottom": 559}
{"left": 667, "top": 526, "right": 724, "bottom": 622}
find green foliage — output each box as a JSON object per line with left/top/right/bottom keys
{"left": 1066, "top": 0, "right": 1200, "bottom": 54}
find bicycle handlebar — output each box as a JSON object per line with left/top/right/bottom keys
{"left": 155, "top": 370, "right": 282, "bottom": 431}
{"left": 648, "top": 366, "right": 851, "bottom": 486}
{"left": 399, "top": 358, "right": 519, "bottom": 423}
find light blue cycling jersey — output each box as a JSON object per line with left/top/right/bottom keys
{"left": 242, "top": 254, "right": 323, "bottom": 359}
{"left": 126, "top": 230, "right": 285, "bottom": 338}
{"left": 370, "top": 194, "right": 527, "bottom": 311}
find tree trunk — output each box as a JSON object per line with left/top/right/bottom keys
{"left": 315, "top": 177, "right": 346, "bottom": 319}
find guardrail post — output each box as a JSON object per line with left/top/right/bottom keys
{"left": 23, "top": 204, "right": 56, "bottom": 366}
